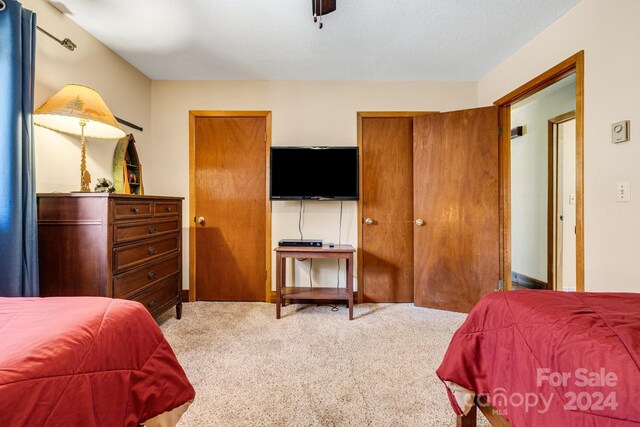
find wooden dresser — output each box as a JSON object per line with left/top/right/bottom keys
{"left": 37, "top": 193, "right": 184, "bottom": 319}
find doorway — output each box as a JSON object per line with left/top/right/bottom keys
{"left": 509, "top": 76, "right": 576, "bottom": 291}
{"left": 189, "top": 111, "right": 272, "bottom": 302}
{"left": 496, "top": 51, "right": 584, "bottom": 292}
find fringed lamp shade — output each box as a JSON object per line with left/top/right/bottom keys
{"left": 33, "top": 84, "right": 126, "bottom": 191}
{"left": 33, "top": 84, "right": 125, "bottom": 139}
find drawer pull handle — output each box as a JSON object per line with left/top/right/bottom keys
{"left": 148, "top": 226, "right": 158, "bottom": 233}
{"left": 148, "top": 271, "right": 157, "bottom": 280}
{"left": 148, "top": 246, "right": 158, "bottom": 255}
{"left": 147, "top": 298, "right": 158, "bottom": 308}
{"left": 130, "top": 207, "right": 139, "bottom": 213}
{"left": 165, "top": 206, "right": 173, "bottom": 212}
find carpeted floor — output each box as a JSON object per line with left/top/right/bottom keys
{"left": 158, "top": 302, "right": 489, "bottom": 426}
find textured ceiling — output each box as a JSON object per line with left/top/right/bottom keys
{"left": 53, "top": 0, "right": 581, "bottom": 81}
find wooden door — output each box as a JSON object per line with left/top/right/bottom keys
{"left": 194, "top": 116, "right": 267, "bottom": 301}
{"left": 361, "top": 117, "right": 414, "bottom": 302}
{"left": 413, "top": 107, "right": 499, "bottom": 312}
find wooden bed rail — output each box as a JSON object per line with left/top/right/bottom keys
{"left": 457, "top": 403, "right": 512, "bottom": 427}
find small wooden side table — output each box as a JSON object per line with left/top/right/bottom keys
{"left": 275, "top": 244, "right": 355, "bottom": 320}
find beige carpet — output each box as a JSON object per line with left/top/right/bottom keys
{"left": 158, "top": 302, "right": 489, "bottom": 426}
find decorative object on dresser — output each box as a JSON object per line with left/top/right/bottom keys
{"left": 33, "top": 84, "right": 126, "bottom": 192}
{"left": 94, "top": 177, "right": 115, "bottom": 193}
{"left": 113, "top": 133, "right": 144, "bottom": 194}
{"left": 37, "top": 193, "right": 184, "bottom": 319}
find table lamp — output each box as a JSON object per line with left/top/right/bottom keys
{"left": 34, "top": 84, "right": 126, "bottom": 192}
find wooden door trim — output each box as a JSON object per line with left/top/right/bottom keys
{"left": 188, "top": 110, "right": 273, "bottom": 303}
{"left": 359, "top": 112, "right": 439, "bottom": 118}
{"left": 548, "top": 111, "right": 576, "bottom": 291}
{"left": 549, "top": 111, "right": 576, "bottom": 125}
{"left": 356, "top": 111, "right": 437, "bottom": 304}
{"left": 495, "top": 51, "right": 584, "bottom": 292}
{"left": 495, "top": 53, "right": 582, "bottom": 106}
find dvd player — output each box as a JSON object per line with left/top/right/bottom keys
{"left": 278, "top": 239, "right": 323, "bottom": 247}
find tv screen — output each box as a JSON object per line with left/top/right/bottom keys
{"left": 270, "top": 147, "right": 359, "bottom": 201}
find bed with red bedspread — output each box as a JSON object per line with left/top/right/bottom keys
{"left": 437, "top": 290, "right": 640, "bottom": 426}
{"left": 0, "top": 297, "right": 195, "bottom": 426}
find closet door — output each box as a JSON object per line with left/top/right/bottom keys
{"left": 413, "top": 107, "right": 499, "bottom": 313}
{"left": 193, "top": 116, "right": 267, "bottom": 301}
{"left": 361, "top": 117, "right": 414, "bottom": 302}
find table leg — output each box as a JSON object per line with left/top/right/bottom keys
{"left": 347, "top": 253, "right": 353, "bottom": 320}
{"left": 457, "top": 405, "right": 477, "bottom": 427}
{"left": 281, "top": 256, "right": 287, "bottom": 307}
{"left": 276, "top": 252, "right": 282, "bottom": 319}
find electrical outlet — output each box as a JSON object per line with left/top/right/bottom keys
{"left": 617, "top": 182, "right": 630, "bottom": 202}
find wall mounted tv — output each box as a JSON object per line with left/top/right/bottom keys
{"left": 270, "top": 146, "right": 359, "bottom": 201}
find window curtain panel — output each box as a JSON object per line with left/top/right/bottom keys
{"left": 0, "top": 0, "right": 39, "bottom": 297}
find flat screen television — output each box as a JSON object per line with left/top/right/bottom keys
{"left": 270, "top": 146, "right": 359, "bottom": 201}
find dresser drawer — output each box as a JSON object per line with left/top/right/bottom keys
{"left": 154, "top": 201, "right": 180, "bottom": 218}
{"left": 129, "top": 275, "right": 180, "bottom": 316}
{"left": 113, "top": 200, "right": 152, "bottom": 220}
{"left": 114, "top": 219, "right": 180, "bottom": 244}
{"left": 113, "top": 254, "right": 180, "bottom": 298}
{"left": 113, "top": 235, "right": 180, "bottom": 273}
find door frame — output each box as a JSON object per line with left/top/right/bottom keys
{"left": 188, "top": 111, "right": 273, "bottom": 303}
{"left": 549, "top": 111, "right": 576, "bottom": 291}
{"left": 356, "top": 112, "right": 436, "bottom": 304}
{"left": 494, "top": 51, "right": 584, "bottom": 292}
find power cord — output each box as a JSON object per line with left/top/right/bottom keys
{"left": 337, "top": 201, "right": 343, "bottom": 288}
{"left": 298, "top": 200, "right": 304, "bottom": 240}
{"left": 297, "top": 200, "right": 311, "bottom": 285}
{"left": 317, "top": 303, "right": 339, "bottom": 311}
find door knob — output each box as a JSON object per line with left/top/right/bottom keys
{"left": 196, "top": 216, "right": 205, "bottom": 224}
{"left": 415, "top": 218, "right": 424, "bottom": 226}
{"left": 365, "top": 218, "right": 374, "bottom": 225}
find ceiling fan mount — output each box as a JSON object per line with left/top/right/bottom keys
{"left": 312, "top": 0, "right": 336, "bottom": 29}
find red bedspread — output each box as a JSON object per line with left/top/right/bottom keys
{"left": 437, "top": 291, "right": 640, "bottom": 426}
{"left": 0, "top": 297, "right": 195, "bottom": 426}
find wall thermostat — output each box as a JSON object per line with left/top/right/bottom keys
{"left": 612, "top": 120, "right": 630, "bottom": 144}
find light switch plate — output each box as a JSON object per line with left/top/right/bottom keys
{"left": 617, "top": 182, "right": 630, "bottom": 202}
{"left": 569, "top": 193, "right": 576, "bottom": 205}
{"left": 612, "top": 120, "right": 630, "bottom": 143}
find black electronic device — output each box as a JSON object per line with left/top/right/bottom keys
{"left": 278, "top": 239, "right": 323, "bottom": 247}
{"left": 270, "top": 146, "right": 359, "bottom": 201}
{"left": 511, "top": 126, "right": 524, "bottom": 139}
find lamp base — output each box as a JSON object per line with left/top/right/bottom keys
{"left": 80, "top": 169, "right": 92, "bottom": 192}
{"left": 79, "top": 119, "right": 91, "bottom": 192}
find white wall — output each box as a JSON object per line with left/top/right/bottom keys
{"left": 478, "top": 0, "right": 640, "bottom": 292}
{"left": 24, "top": 0, "right": 151, "bottom": 193}
{"left": 511, "top": 83, "right": 575, "bottom": 281}
{"left": 30, "top": 0, "right": 640, "bottom": 294}
{"left": 150, "top": 81, "right": 478, "bottom": 290}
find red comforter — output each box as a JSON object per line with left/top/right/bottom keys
{"left": 437, "top": 291, "right": 640, "bottom": 426}
{"left": 0, "top": 297, "right": 195, "bottom": 426}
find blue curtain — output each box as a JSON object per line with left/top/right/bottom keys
{"left": 0, "top": 0, "right": 39, "bottom": 297}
